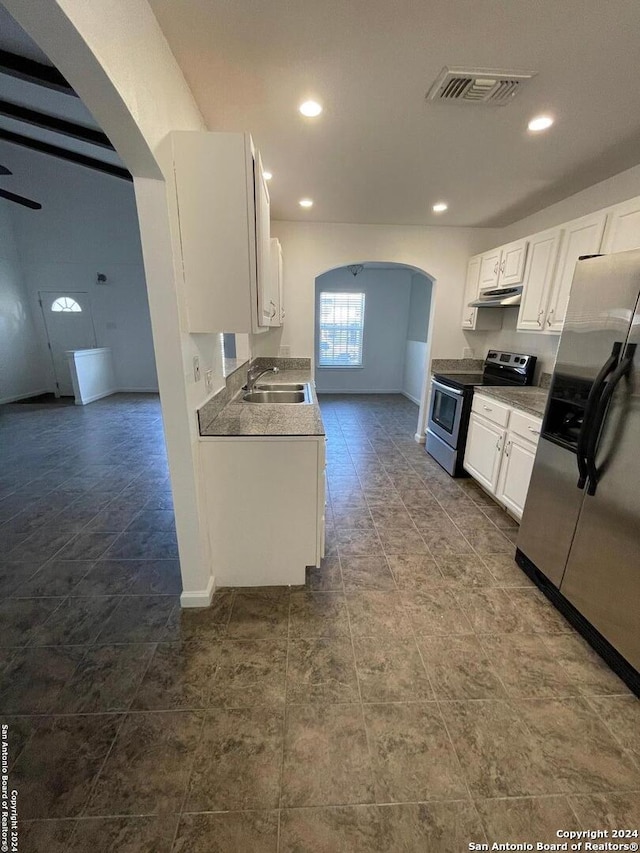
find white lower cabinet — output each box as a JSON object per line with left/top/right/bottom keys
{"left": 496, "top": 433, "right": 537, "bottom": 519}
{"left": 464, "top": 415, "right": 505, "bottom": 494}
{"left": 201, "top": 435, "right": 325, "bottom": 587}
{"left": 464, "top": 394, "right": 542, "bottom": 520}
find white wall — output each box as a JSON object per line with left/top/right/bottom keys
{"left": 261, "top": 221, "right": 498, "bottom": 362}
{"left": 315, "top": 267, "right": 412, "bottom": 393}
{"left": 0, "top": 199, "right": 49, "bottom": 402}
{"left": 1, "top": 145, "right": 159, "bottom": 392}
{"left": 402, "top": 274, "right": 432, "bottom": 404}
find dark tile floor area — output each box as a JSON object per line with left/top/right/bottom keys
{"left": 1, "top": 392, "right": 638, "bottom": 851}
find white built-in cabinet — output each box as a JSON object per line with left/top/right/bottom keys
{"left": 201, "top": 435, "right": 326, "bottom": 586}
{"left": 601, "top": 196, "right": 640, "bottom": 253}
{"left": 269, "top": 237, "right": 284, "bottom": 326}
{"left": 545, "top": 211, "right": 607, "bottom": 332}
{"left": 461, "top": 255, "right": 501, "bottom": 331}
{"left": 169, "top": 131, "right": 273, "bottom": 334}
{"left": 469, "top": 194, "right": 640, "bottom": 337}
{"left": 516, "top": 227, "right": 563, "bottom": 331}
{"left": 464, "top": 393, "right": 542, "bottom": 521}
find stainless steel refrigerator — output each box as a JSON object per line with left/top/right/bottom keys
{"left": 517, "top": 249, "right": 640, "bottom": 688}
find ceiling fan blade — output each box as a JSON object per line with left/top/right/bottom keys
{"left": 0, "top": 188, "right": 41, "bottom": 210}
{"left": 0, "top": 164, "right": 12, "bottom": 176}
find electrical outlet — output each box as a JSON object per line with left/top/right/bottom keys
{"left": 193, "top": 356, "right": 201, "bottom": 382}
{"left": 278, "top": 345, "right": 291, "bottom": 358}
{"left": 204, "top": 369, "right": 213, "bottom": 393}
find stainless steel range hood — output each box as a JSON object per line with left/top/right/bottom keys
{"left": 469, "top": 284, "right": 523, "bottom": 308}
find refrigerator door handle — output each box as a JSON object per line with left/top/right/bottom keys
{"left": 576, "top": 341, "right": 623, "bottom": 489}
{"left": 584, "top": 342, "right": 637, "bottom": 496}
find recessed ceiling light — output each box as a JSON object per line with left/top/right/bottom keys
{"left": 263, "top": 171, "right": 273, "bottom": 181}
{"left": 299, "top": 100, "right": 323, "bottom": 117}
{"left": 432, "top": 202, "right": 448, "bottom": 213}
{"left": 299, "top": 198, "right": 313, "bottom": 208}
{"left": 528, "top": 114, "right": 554, "bottom": 132}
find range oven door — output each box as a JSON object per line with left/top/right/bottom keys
{"left": 428, "top": 379, "right": 464, "bottom": 448}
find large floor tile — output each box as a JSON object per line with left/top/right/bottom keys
{"left": 95, "top": 595, "right": 176, "bottom": 643}
{"left": 346, "top": 590, "right": 413, "bottom": 638}
{"left": 401, "top": 588, "right": 474, "bottom": 636}
{"left": 306, "top": 556, "right": 343, "bottom": 591}
{"left": 480, "top": 633, "right": 578, "bottom": 697}
{"left": 287, "top": 637, "right": 359, "bottom": 704}
{"left": 418, "top": 634, "right": 507, "bottom": 700}
{"left": 30, "top": 596, "right": 121, "bottom": 645}
{"left": 16, "top": 820, "right": 77, "bottom": 853}
{"left": 226, "top": 590, "right": 290, "bottom": 639}
{"left": 341, "top": 556, "right": 396, "bottom": 591}
{"left": 185, "top": 706, "right": 284, "bottom": 811}
{"left": 86, "top": 710, "right": 203, "bottom": 815}
{"left": 475, "top": 795, "right": 580, "bottom": 844}
{"left": 541, "top": 633, "right": 631, "bottom": 696}
{"left": 173, "top": 811, "right": 278, "bottom": 853}
{"left": 516, "top": 698, "right": 640, "bottom": 794}
{"left": 587, "top": 695, "right": 640, "bottom": 763}
{"left": 212, "top": 638, "right": 288, "bottom": 707}
{"left": 132, "top": 640, "right": 221, "bottom": 709}
{"left": 568, "top": 791, "right": 640, "bottom": 829}
{"left": 0, "top": 645, "right": 86, "bottom": 712}
{"left": 443, "top": 699, "right": 554, "bottom": 797}
{"left": 66, "top": 815, "right": 179, "bottom": 852}
{"left": 281, "top": 704, "right": 374, "bottom": 807}
{"left": 354, "top": 636, "right": 432, "bottom": 702}
{"left": 0, "top": 597, "right": 65, "bottom": 647}
{"left": 163, "top": 590, "right": 234, "bottom": 641}
{"left": 279, "top": 805, "right": 385, "bottom": 853}
{"left": 363, "top": 702, "right": 467, "bottom": 803}
{"left": 454, "top": 587, "right": 531, "bottom": 634}
{"left": 507, "top": 587, "right": 573, "bottom": 634}
{"left": 289, "top": 591, "right": 350, "bottom": 638}
{"left": 12, "top": 560, "right": 95, "bottom": 597}
{"left": 12, "top": 714, "right": 121, "bottom": 819}
{"left": 386, "top": 554, "right": 444, "bottom": 592}
{"left": 62, "top": 642, "right": 156, "bottom": 712}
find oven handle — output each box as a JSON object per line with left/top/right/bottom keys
{"left": 431, "top": 379, "right": 464, "bottom": 397}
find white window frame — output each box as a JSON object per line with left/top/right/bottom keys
{"left": 317, "top": 290, "right": 366, "bottom": 369}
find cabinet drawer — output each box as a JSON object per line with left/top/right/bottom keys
{"left": 471, "top": 394, "right": 511, "bottom": 428}
{"left": 509, "top": 409, "right": 542, "bottom": 443}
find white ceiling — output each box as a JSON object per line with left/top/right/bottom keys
{"left": 148, "top": 0, "right": 640, "bottom": 227}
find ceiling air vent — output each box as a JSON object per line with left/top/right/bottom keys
{"left": 426, "top": 67, "right": 536, "bottom": 106}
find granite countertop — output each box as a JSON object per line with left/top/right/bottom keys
{"left": 474, "top": 385, "right": 549, "bottom": 419}
{"left": 199, "top": 368, "right": 325, "bottom": 437}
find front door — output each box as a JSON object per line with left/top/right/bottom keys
{"left": 40, "top": 291, "right": 97, "bottom": 396}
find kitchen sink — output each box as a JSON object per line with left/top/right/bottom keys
{"left": 255, "top": 383, "right": 305, "bottom": 391}
{"left": 243, "top": 388, "right": 310, "bottom": 404}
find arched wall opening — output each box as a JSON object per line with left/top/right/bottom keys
{"left": 313, "top": 261, "right": 435, "bottom": 441}
{"left": 4, "top": 0, "right": 217, "bottom": 605}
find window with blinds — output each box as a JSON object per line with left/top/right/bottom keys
{"left": 318, "top": 291, "right": 366, "bottom": 367}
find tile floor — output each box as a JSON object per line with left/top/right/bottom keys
{"left": 0, "top": 392, "right": 638, "bottom": 852}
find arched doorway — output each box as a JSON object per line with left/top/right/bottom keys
{"left": 313, "top": 261, "right": 435, "bottom": 443}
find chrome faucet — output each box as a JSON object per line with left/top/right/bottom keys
{"left": 244, "top": 365, "right": 279, "bottom": 391}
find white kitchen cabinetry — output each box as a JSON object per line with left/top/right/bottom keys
{"left": 516, "top": 227, "right": 563, "bottom": 332}
{"left": 255, "top": 152, "right": 273, "bottom": 328}
{"left": 201, "top": 436, "right": 325, "bottom": 586}
{"left": 545, "top": 211, "right": 607, "bottom": 333}
{"left": 461, "top": 255, "right": 501, "bottom": 331}
{"left": 478, "top": 239, "right": 528, "bottom": 291}
{"left": 170, "top": 131, "right": 271, "bottom": 334}
{"left": 464, "top": 394, "right": 542, "bottom": 520}
{"left": 269, "top": 237, "right": 284, "bottom": 326}
{"left": 601, "top": 197, "right": 640, "bottom": 253}
{"left": 464, "top": 414, "right": 506, "bottom": 493}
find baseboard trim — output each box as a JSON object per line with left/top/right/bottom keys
{"left": 75, "top": 387, "right": 119, "bottom": 405}
{"left": 315, "top": 388, "right": 403, "bottom": 395}
{"left": 0, "top": 388, "right": 50, "bottom": 405}
{"left": 414, "top": 432, "right": 425, "bottom": 444}
{"left": 117, "top": 387, "right": 160, "bottom": 393}
{"left": 180, "top": 574, "right": 215, "bottom": 609}
{"left": 402, "top": 390, "right": 421, "bottom": 406}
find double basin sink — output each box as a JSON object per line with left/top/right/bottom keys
{"left": 242, "top": 382, "right": 312, "bottom": 404}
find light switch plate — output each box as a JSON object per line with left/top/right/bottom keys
{"left": 193, "top": 356, "right": 201, "bottom": 382}
{"left": 204, "top": 369, "right": 213, "bottom": 392}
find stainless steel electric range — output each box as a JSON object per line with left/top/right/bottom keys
{"left": 426, "top": 350, "right": 537, "bottom": 477}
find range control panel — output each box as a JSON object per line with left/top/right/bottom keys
{"left": 486, "top": 350, "right": 535, "bottom": 368}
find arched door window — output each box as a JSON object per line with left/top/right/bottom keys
{"left": 51, "top": 296, "right": 82, "bottom": 312}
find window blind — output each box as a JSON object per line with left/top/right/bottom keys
{"left": 318, "top": 291, "right": 365, "bottom": 367}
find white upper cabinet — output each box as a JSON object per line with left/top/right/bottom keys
{"left": 601, "top": 197, "right": 640, "bottom": 253}
{"left": 461, "top": 255, "right": 501, "bottom": 330}
{"left": 545, "top": 211, "right": 607, "bottom": 333}
{"left": 516, "top": 227, "right": 563, "bottom": 332}
{"left": 255, "top": 152, "right": 273, "bottom": 328}
{"left": 479, "top": 249, "right": 501, "bottom": 290}
{"left": 498, "top": 239, "right": 528, "bottom": 286}
{"left": 269, "top": 237, "right": 284, "bottom": 327}
{"left": 170, "top": 131, "right": 271, "bottom": 334}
